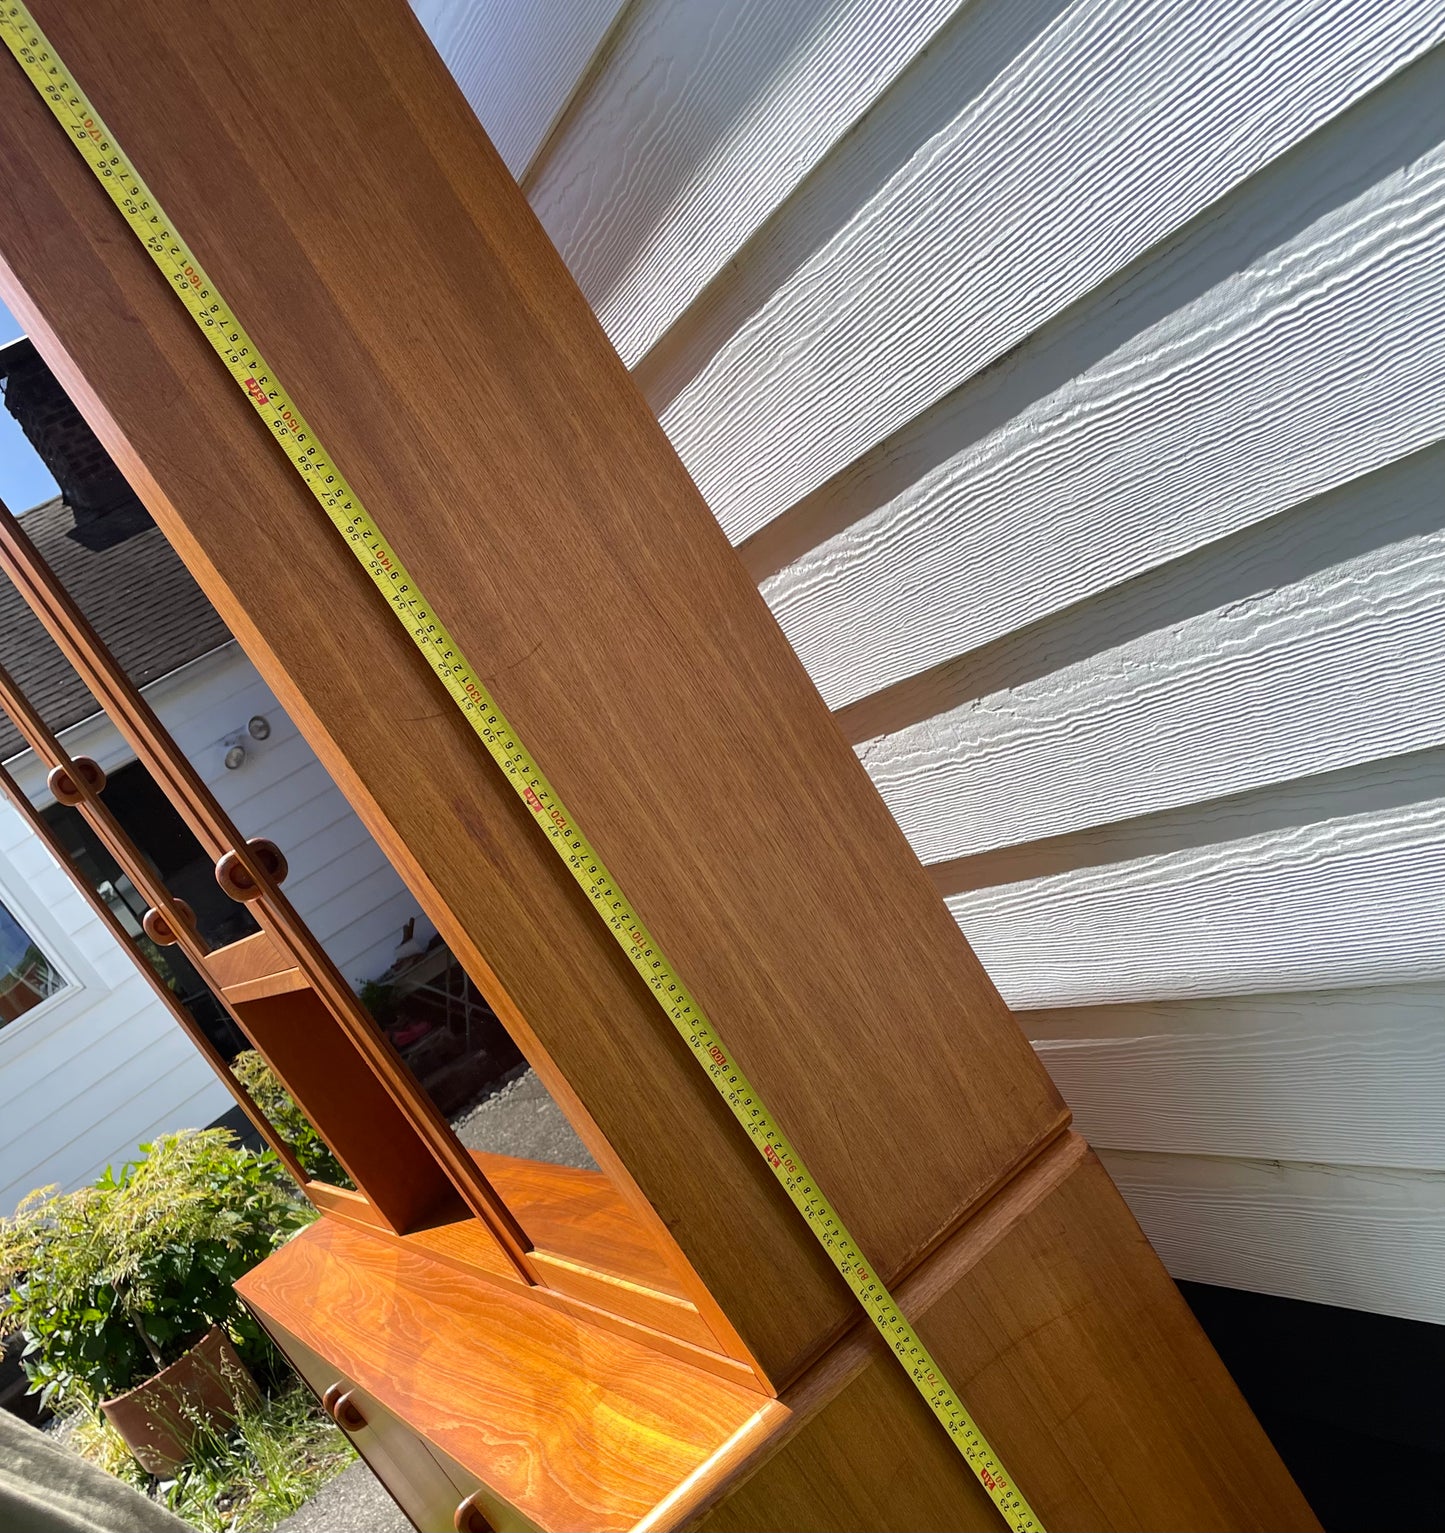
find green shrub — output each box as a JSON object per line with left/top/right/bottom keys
{"left": 229, "top": 1050, "right": 352, "bottom": 1189}
{"left": 0, "top": 1129, "right": 312, "bottom": 1409}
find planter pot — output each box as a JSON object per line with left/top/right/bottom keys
{"left": 100, "top": 1325, "right": 260, "bottom": 1474}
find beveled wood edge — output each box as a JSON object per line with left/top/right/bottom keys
{"left": 631, "top": 1132, "right": 1092, "bottom": 1532}
{"left": 735, "top": 1106, "right": 1076, "bottom": 1397}
{"left": 315, "top": 1198, "right": 766, "bottom": 1394}
{"left": 306, "top": 1181, "right": 392, "bottom": 1232}
{"left": 222, "top": 966, "right": 310, "bottom": 1004}
{"left": 528, "top": 1250, "right": 723, "bottom": 1353}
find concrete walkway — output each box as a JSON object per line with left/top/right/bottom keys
{"left": 277, "top": 1459, "right": 410, "bottom": 1533}
{"left": 275, "top": 1069, "right": 592, "bottom": 1531}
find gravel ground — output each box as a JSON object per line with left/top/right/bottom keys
{"left": 274, "top": 1068, "right": 592, "bottom": 1532}
{"left": 451, "top": 1065, "right": 595, "bottom": 1169}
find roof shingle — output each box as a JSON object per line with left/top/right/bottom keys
{"left": 0, "top": 497, "right": 234, "bottom": 762}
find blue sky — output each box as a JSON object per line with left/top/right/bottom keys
{"left": 0, "top": 298, "right": 61, "bottom": 512}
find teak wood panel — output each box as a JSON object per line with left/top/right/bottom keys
{"left": 243, "top": 1141, "right": 1317, "bottom": 1533}
{"left": 0, "top": 0, "right": 1063, "bottom": 1384}
{"left": 880, "top": 1145, "right": 1319, "bottom": 1533}
{"left": 467, "top": 1151, "right": 689, "bottom": 1300}
{"left": 236, "top": 1216, "right": 765, "bottom": 1533}
{"left": 262, "top": 1317, "right": 528, "bottom": 1533}
{"left": 679, "top": 1137, "right": 1318, "bottom": 1533}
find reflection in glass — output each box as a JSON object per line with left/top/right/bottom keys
{"left": 0, "top": 896, "right": 65, "bottom": 1026}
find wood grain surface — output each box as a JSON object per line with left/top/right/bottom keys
{"left": 893, "top": 1147, "right": 1319, "bottom": 1532}
{"left": 0, "top": 0, "right": 1063, "bottom": 1384}
{"left": 237, "top": 1217, "right": 765, "bottom": 1533}
{"left": 647, "top": 1136, "right": 1318, "bottom": 1531}
{"left": 470, "top": 1151, "right": 688, "bottom": 1299}
{"left": 242, "top": 1140, "right": 1317, "bottom": 1532}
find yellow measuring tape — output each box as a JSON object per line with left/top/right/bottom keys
{"left": 1, "top": 6, "right": 1039, "bottom": 1526}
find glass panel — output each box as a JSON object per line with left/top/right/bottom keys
{"left": 42, "top": 779, "right": 252, "bottom": 1058}
{"left": 0, "top": 894, "right": 66, "bottom": 1026}
{"left": 37, "top": 775, "right": 345, "bottom": 1188}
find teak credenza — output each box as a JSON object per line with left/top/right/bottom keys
{"left": 0, "top": 3, "right": 1319, "bottom": 1530}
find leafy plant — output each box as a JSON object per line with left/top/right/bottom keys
{"left": 357, "top": 977, "right": 397, "bottom": 1029}
{"left": 229, "top": 1050, "right": 352, "bottom": 1189}
{"left": 0, "top": 1130, "right": 312, "bottom": 1409}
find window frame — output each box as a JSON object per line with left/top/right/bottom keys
{"left": 0, "top": 829, "right": 96, "bottom": 1049}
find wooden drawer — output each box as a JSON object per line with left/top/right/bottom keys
{"left": 260, "top": 1314, "right": 538, "bottom": 1533}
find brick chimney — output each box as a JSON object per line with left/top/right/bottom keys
{"left": 0, "top": 336, "right": 141, "bottom": 524}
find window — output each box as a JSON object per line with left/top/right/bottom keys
{"left": 0, "top": 895, "right": 67, "bottom": 1026}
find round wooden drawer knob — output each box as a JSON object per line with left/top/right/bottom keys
{"left": 141, "top": 899, "right": 197, "bottom": 946}
{"left": 47, "top": 756, "right": 106, "bottom": 805}
{"left": 322, "top": 1383, "right": 367, "bottom": 1431}
{"left": 215, "top": 838, "right": 289, "bottom": 901}
{"left": 454, "top": 1493, "right": 494, "bottom": 1533}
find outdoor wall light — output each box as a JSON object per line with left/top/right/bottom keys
{"left": 247, "top": 715, "right": 271, "bottom": 740}
{"left": 224, "top": 744, "right": 247, "bottom": 770}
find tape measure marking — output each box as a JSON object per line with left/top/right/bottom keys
{"left": 0, "top": 7, "right": 1041, "bottom": 1528}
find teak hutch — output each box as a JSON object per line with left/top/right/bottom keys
{"left": 0, "top": 4, "right": 1319, "bottom": 1529}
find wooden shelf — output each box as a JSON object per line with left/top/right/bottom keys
{"left": 324, "top": 1152, "right": 738, "bottom": 1367}
{"left": 237, "top": 1217, "right": 762, "bottom": 1533}
{"left": 469, "top": 1151, "right": 688, "bottom": 1301}
{"left": 202, "top": 930, "right": 309, "bottom": 1004}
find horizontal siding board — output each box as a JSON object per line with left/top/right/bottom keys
{"left": 231, "top": 773, "right": 346, "bottom": 855}
{"left": 857, "top": 447, "right": 1445, "bottom": 860}
{"left": 267, "top": 795, "right": 370, "bottom": 875}
{"left": 943, "top": 772, "right": 1445, "bottom": 1007}
{"left": 323, "top": 892, "right": 432, "bottom": 990}
{"left": 287, "top": 837, "right": 412, "bottom": 933}
{"left": 762, "top": 47, "right": 1445, "bottom": 708}
{"left": 411, "top": 0, "right": 629, "bottom": 178}
{"left": 654, "top": 0, "right": 1443, "bottom": 542}
{"left": 1023, "top": 982, "right": 1445, "bottom": 1169}
{"left": 126, "top": 1081, "right": 237, "bottom": 1155}
{"left": 530, "top": 0, "right": 966, "bottom": 366}
{"left": 1101, "top": 1149, "right": 1445, "bottom": 1324}
{"left": 0, "top": 992, "right": 157, "bottom": 1105}
{"left": 2, "top": 1062, "right": 230, "bottom": 1217}
{"left": 0, "top": 1023, "right": 184, "bottom": 1161}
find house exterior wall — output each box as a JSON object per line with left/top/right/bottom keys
{"left": 412, "top": 0, "right": 1445, "bottom": 1321}
{"left": 0, "top": 641, "right": 430, "bottom": 1216}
